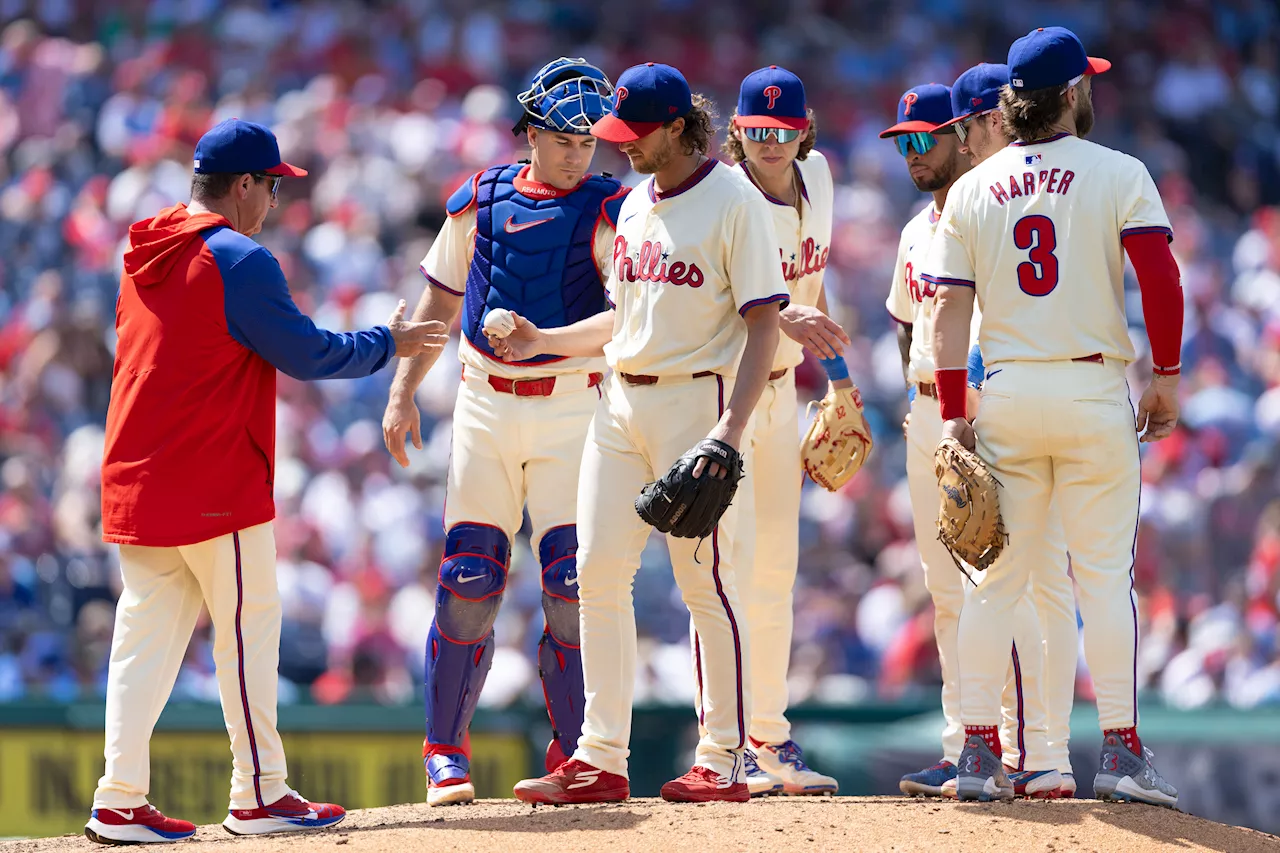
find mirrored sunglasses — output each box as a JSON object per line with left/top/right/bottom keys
{"left": 743, "top": 126, "right": 803, "bottom": 144}
{"left": 894, "top": 131, "right": 937, "bottom": 157}
{"left": 252, "top": 173, "right": 283, "bottom": 199}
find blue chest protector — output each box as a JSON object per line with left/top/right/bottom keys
{"left": 452, "top": 165, "right": 622, "bottom": 365}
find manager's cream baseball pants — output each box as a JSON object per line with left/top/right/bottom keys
{"left": 94, "top": 522, "right": 289, "bottom": 811}
{"left": 573, "top": 373, "right": 751, "bottom": 782}
{"left": 960, "top": 358, "right": 1138, "bottom": 740}
{"left": 909, "top": 393, "right": 1077, "bottom": 772}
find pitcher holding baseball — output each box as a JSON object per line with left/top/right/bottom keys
{"left": 381, "top": 57, "right": 627, "bottom": 806}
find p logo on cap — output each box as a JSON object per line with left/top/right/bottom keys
{"left": 734, "top": 66, "right": 809, "bottom": 131}
{"left": 903, "top": 92, "right": 919, "bottom": 116}
{"left": 764, "top": 85, "right": 782, "bottom": 110}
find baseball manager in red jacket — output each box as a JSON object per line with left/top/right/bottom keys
{"left": 87, "top": 119, "right": 445, "bottom": 846}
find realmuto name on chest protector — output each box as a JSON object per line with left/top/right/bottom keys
{"left": 612, "top": 234, "right": 705, "bottom": 288}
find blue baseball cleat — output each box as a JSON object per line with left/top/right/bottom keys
{"left": 899, "top": 759, "right": 957, "bottom": 797}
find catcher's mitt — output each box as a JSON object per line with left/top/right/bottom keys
{"left": 802, "top": 385, "right": 874, "bottom": 491}
{"left": 636, "top": 439, "right": 744, "bottom": 540}
{"left": 934, "top": 437, "right": 1006, "bottom": 583}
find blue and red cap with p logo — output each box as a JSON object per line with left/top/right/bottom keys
{"left": 735, "top": 65, "right": 809, "bottom": 131}
{"left": 591, "top": 63, "right": 693, "bottom": 143}
{"left": 193, "top": 119, "right": 307, "bottom": 177}
{"left": 1008, "top": 26, "right": 1110, "bottom": 91}
{"left": 879, "top": 83, "right": 953, "bottom": 138}
{"left": 939, "top": 63, "right": 1010, "bottom": 130}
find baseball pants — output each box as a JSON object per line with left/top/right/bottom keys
{"left": 960, "top": 358, "right": 1139, "bottom": 736}
{"left": 573, "top": 372, "right": 751, "bottom": 782}
{"left": 908, "top": 393, "right": 1074, "bottom": 770}
{"left": 94, "top": 522, "right": 289, "bottom": 811}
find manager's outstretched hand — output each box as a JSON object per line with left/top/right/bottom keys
{"left": 386, "top": 299, "right": 450, "bottom": 357}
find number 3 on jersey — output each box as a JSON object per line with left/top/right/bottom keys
{"left": 1013, "top": 215, "right": 1059, "bottom": 296}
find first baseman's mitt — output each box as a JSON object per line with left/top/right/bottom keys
{"left": 802, "top": 385, "right": 874, "bottom": 491}
{"left": 636, "top": 439, "right": 744, "bottom": 540}
{"left": 934, "top": 437, "right": 1006, "bottom": 583}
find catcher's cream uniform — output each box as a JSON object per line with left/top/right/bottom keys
{"left": 711, "top": 151, "right": 834, "bottom": 746}
{"left": 888, "top": 201, "right": 1074, "bottom": 773}
{"left": 924, "top": 133, "right": 1172, "bottom": 735}
{"left": 574, "top": 158, "right": 789, "bottom": 781}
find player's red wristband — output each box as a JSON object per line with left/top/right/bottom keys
{"left": 1123, "top": 231, "right": 1183, "bottom": 373}
{"left": 935, "top": 368, "right": 968, "bottom": 421}
{"left": 1153, "top": 363, "right": 1181, "bottom": 376}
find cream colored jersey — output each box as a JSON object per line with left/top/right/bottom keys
{"left": 923, "top": 133, "right": 1171, "bottom": 366}
{"left": 604, "top": 159, "right": 790, "bottom": 377}
{"left": 733, "top": 151, "right": 835, "bottom": 371}
{"left": 419, "top": 186, "right": 615, "bottom": 379}
{"left": 887, "top": 202, "right": 982, "bottom": 385}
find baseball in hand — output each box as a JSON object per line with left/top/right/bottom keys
{"left": 483, "top": 308, "right": 517, "bottom": 339}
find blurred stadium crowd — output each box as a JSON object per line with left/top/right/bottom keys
{"left": 2, "top": 0, "right": 1280, "bottom": 715}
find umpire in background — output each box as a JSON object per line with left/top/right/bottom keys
{"left": 87, "top": 119, "right": 445, "bottom": 845}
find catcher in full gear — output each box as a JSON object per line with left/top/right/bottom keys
{"left": 715, "top": 65, "right": 870, "bottom": 796}
{"left": 381, "top": 57, "right": 626, "bottom": 806}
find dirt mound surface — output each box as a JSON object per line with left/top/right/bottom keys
{"left": 6, "top": 797, "right": 1278, "bottom": 853}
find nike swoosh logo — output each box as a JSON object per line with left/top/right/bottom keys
{"left": 564, "top": 574, "right": 578, "bottom": 588}
{"left": 623, "top": 213, "right": 637, "bottom": 223}
{"left": 985, "top": 368, "right": 1003, "bottom": 380}
{"left": 457, "top": 574, "right": 484, "bottom": 584}
{"left": 106, "top": 809, "right": 134, "bottom": 820}
{"left": 504, "top": 215, "right": 554, "bottom": 234}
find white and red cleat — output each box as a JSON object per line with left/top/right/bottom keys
{"left": 85, "top": 804, "right": 197, "bottom": 845}
{"left": 222, "top": 790, "right": 346, "bottom": 836}
{"left": 660, "top": 765, "right": 749, "bottom": 803}
{"left": 513, "top": 758, "right": 629, "bottom": 804}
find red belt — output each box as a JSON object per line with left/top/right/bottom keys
{"left": 916, "top": 382, "right": 937, "bottom": 399}
{"left": 620, "top": 370, "right": 715, "bottom": 386}
{"left": 485, "top": 372, "right": 603, "bottom": 397}
{"left": 1073, "top": 353, "right": 1104, "bottom": 364}
{"left": 769, "top": 368, "right": 788, "bottom": 380}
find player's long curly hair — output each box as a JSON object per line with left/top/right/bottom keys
{"left": 999, "top": 84, "right": 1066, "bottom": 143}
{"left": 667, "top": 93, "right": 717, "bottom": 156}
{"left": 720, "top": 109, "right": 818, "bottom": 163}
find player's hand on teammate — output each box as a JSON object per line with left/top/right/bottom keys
{"left": 780, "top": 304, "right": 850, "bottom": 359}
{"left": 1136, "top": 374, "right": 1180, "bottom": 443}
{"left": 386, "top": 299, "right": 450, "bottom": 358}
{"left": 489, "top": 312, "right": 548, "bottom": 362}
{"left": 696, "top": 422, "right": 743, "bottom": 479}
{"left": 382, "top": 393, "right": 422, "bottom": 469}
{"left": 940, "top": 416, "right": 976, "bottom": 452}
{"left": 902, "top": 411, "right": 911, "bottom": 440}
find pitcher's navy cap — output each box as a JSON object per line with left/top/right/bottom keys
{"left": 879, "top": 84, "right": 953, "bottom": 138}
{"left": 591, "top": 63, "right": 692, "bottom": 143}
{"left": 939, "top": 63, "right": 1010, "bottom": 130}
{"left": 735, "top": 66, "right": 809, "bottom": 131}
{"left": 193, "top": 119, "right": 307, "bottom": 176}
{"left": 1008, "top": 26, "right": 1110, "bottom": 91}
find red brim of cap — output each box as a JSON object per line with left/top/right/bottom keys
{"left": 264, "top": 161, "right": 308, "bottom": 177}
{"left": 590, "top": 115, "right": 664, "bottom": 143}
{"left": 735, "top": 115, "right": 810, "bottom": 131}
{"left": 1085, "top": 56, "right": 1111, "bottom": 76}
{"left": 878, "top": 120, "right": 942, "bottom": 139}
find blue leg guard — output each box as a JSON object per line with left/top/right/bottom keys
{"left": 425, "top": 523, "right": 510, "bottom": 750}
{"left": 537, "top": 526, "right": 584, "bottom": 765}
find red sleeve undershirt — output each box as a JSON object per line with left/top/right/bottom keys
{"left": 1123, "top": 231, "right": 1183, "bottom": 375}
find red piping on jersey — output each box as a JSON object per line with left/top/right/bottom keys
{"left": 421, "top": 266, "right": 463, "bottom": 296}
{"left": 1123, "top": 230, "right": 1182, "bottom": 374}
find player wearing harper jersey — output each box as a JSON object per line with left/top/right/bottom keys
{"left": 381, "top": 57, "right": 627, "bottom": 806}
{"left": 716, "top": 65, "right": 843, "bottom": 797}
{"left": 881, "top": 83, "right": 1062, "bottom": 801}
{"left": 499, "top": 63, "right": 788, "bottom": 805}
{"left": 926, "top": 28, "right": 1182, "bottom": 807}
{"left": 942, "top": 61, "right": 1081, "bottom": 796}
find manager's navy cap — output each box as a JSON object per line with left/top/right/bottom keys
{"left": 939, "top": 63, "right": 1010, "bottom": 130}
{"left": 591, "top": 63, "right": 692, "bottom": 143}
{"left": 1008, "top": 26, "right": 1110, "bottom": 91}
{"left": 735, "top": 66, "right": 809, "bottom": 131}
{"left": 193, "top": 119, "right": 308, "bottom": 177}
{"left": 879, "top": 83, "right": 953, "bottom": 138}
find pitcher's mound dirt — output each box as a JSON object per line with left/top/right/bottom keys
{"left": 7, "top": 797, "right": 1279, "bottom": 853}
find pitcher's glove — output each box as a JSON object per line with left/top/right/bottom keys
{"left": 934, "top": 437, "right": 1006, "bottom": 583}
{"left": 636, "top": 439, "right": 744, "bottom": 539}
{"left": 802, "top": 385, "right": 874, "bottom": 491}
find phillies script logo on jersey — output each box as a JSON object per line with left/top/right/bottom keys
{"left": 779, "top": 237, "right": 829, "bottom": 283}
{"left": 613, "top": 237, "right": 704, "bottom": 287}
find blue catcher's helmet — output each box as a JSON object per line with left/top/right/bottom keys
{"left": 514, "top": 57, "right": 614, "bottom": 136}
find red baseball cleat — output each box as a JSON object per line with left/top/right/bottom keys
{"left": 222, "top": 790, "right": 346, "bottom": 836}
{"left": 85, "top": 804, "right": 196, "bottom": 845}
{"left": 545, "top": 738, "right": 570, "bottom": 773}
{"left": 513, "top": 758, "right": 629, "bottom": 804}
{"left": 661, "top": 765, "right": 749, "bottom": 803}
